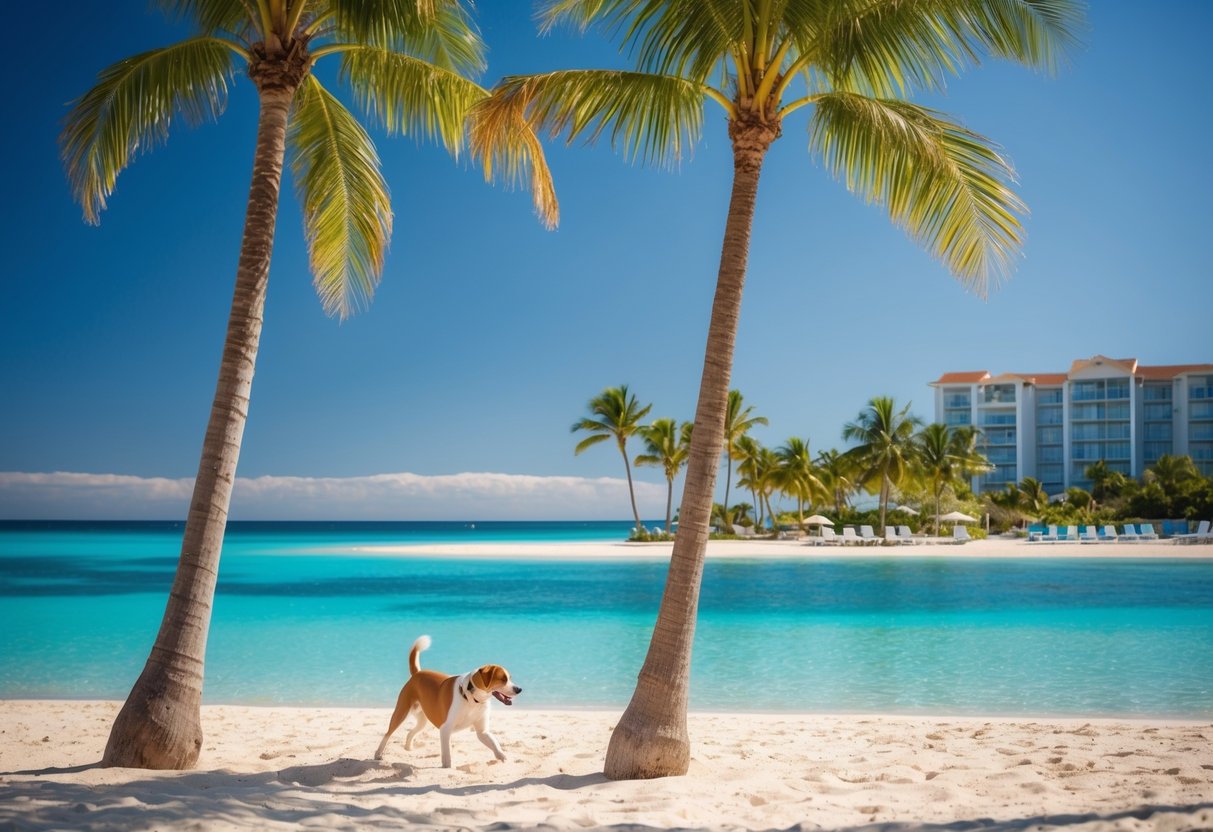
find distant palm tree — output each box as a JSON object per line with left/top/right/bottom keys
{"left": 62, "top": 0, "right": 553, "bottom": 771}
{"left": 916, "top": 423, "right": 992, "bottom": 535}
{"left": 573, "top": 385, "right": 653, "bottom": 533}
{"left": 816, "top": 448, "right": 856, "bottom": 518}
{"left": 843, "top": 397, "right": 923, "bottom": 533}
{"left": 1085, "top": 460, "right": 1129, "bottom": 503}
{"left": 722, "top": 390, "right": 768, "bottom": 516}
{"left": 636, "top": 418, "right": 693, "bottom": 533}
{"left": 1145, "top": 454, "right": 1201, "bottom": 494}
{"left": 738, "top": 441, "right": 779, "bottom": 531}
{"left": 474, "top": 0, "right": 1082, "bottom": 780}
{"left": 775, "top": 437, "right": 825, "bottom": 527}
{"left": 1018, "top": 477, "right": 1050, "bottom": 516}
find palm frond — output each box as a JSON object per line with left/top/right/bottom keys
{"left": 468, "top": 93, "right": 559, "bottom": 230}
{"left": 60, "top": 37, "right": 237, "bottom": 225}
{"left": 155, "top": 0, "right": 255, "bottom": 36}
{"left": 816, "top": 0, "right": 1084, "bottom": 97}
{"left": 338, "top": 45, "right": 485, "bottom": 157}
{"left": 288, "top": 75, "right": 393, "bottom": 319}
{"left": 474, "top": 70, "right": 706, "bottom": 169}
{"left": 329, "top": 0, "right": 486, "bottom": 75}
{"left": 541, "top": 0, "right": 740, "bottom": 84}
{"left": 810, "top": 92, "right": 1026, "bottom": 293}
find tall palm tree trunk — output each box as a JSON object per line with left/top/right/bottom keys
{"left": 604, "top": 116, "right": 777, "bottom": 780}
{"left": 103, "top": 79, "right": 299, "bottom": 770}
{"left": 663, "top": 476, "right": 674, "bottom": 533}
{"left": 618, "top": 441, "right": 644, "bottom": 533}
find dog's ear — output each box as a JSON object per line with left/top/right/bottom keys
{"left": 473, "top": 665, "right": 507, "bottom": 690}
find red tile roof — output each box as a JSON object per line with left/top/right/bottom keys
{"left": 932, "top": 371, "right": 990, "bottom": 385}
{"left": 1137, "top": 363, "right": 1213, "bottom": 380}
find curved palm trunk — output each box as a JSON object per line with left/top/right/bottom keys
{"left": 618, "top": 441, "right": 645, "bottom": 534}
{"left": 604, "top": 116, "right": 777, "bottom": 780}
{"left": 103, "top": 82, "right": 297, "bottom": 770}
{"left": 663, "top": 475, "right": 674, "bottom": 534}
{"left": 723, "top": 457, "right": 733, "bottom": 518}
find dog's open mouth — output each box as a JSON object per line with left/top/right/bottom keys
{"left": 492, "top": 691, "right": 514, "bottom": 706}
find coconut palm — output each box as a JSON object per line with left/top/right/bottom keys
{"left": 722, "top": 390, "right": 768, "bottom": 516}
{"left": 738, "top": 440, "right": 780, "bottom": 531}
{"left": 62, "top": 0, "right": 554, "bottom": 771}
{"left": 1018, "top": 476, "right": 1050, "bottom": 516}
{"left": 916, "top": 423, "right": 992, "bottom": 535}
{"left": 775, "top": 436, "right": 825, "bottom": 527}
{"left": 472, "top": 0, "right": 1082, "bottom": 779}
{"left": 843, "top": 397, "right": 923, "bottom": 534}
{"left": 573, "top": 385, "right": 653, "bottom": 533}
{"left": 636, "top": 418, "right": 693, "bottom": 533}
{"left": 816, "top": 448, "right": 856, "bottom": 518}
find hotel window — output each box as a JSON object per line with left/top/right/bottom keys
{"left": 943, "top": 391, "right": 971, "bottom": 409}
{"left": 1105, "top": 441, "right": 1130, "bottom": 459}
{"left": 1144, "top": 422, "right": 1172, "bottom": 441}
{"left": 1037, "top": 426, "right": 1062, "bottom": 444}
{"left": 1037, "top": 446, "right": 1063, "bottom": 463}
{"left": 1144, "top": 402, "right": 1172, "bottom": 421}
{"left": 1071, "top": 381, "right": 1103, "bottom": 402}
{"left": 1143, "top": 384, "right": 1172, "bottom": 401}
{"left": 1037, "top": 407, "right": 1063, "bottom": 426}
{"left": 1192, "top": 424, "right": 1213, "bottom": 441}
{"left": 945, "top": 412, "right": 972, "bottom": 426}
{"left": 1190, "top": 375, "right": 1213, "bottom": 400}
{"left": 1191, "top": 401, "right": 1213, "bottom": 420}
{"left": 1071, "top": 403, "right": 1103, "bottom": 420}
{"left": 1105, "top": 378, "right": 1130, "bottom": 399}
{"left": 1106, "top": 402, "right": 1130, "bottom": 420}
{"left": 1037, "top": 388, "right": 1063, "bottom": 404}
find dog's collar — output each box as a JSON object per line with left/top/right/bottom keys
{"left": 460, "top": 677, "right": 489, "bottom": 705}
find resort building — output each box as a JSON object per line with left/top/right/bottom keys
{"left": 930, "top": 356, "right": 1213, "bottom": 494}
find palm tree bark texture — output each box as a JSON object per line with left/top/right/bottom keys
{"left": 604, "top": 113, "right": 779, "bottom": 779}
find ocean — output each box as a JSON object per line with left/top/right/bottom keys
{"left": 2, "top": 520, "right": 1211, "bottom": 717}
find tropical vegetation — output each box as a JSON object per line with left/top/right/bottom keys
{"left": 572, "top": 385, "right": 653, "bottom": 533}
{"left": 63, "top": 0, "right": 552, "bottom": 770}
{"left": 479, "top": 0, "right": 1083, "bottom": 780}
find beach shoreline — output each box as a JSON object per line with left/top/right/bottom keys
{"left": 335, "top": 537, "right": 1213, "bottom": 560}
{"left": 2, "top": 699, "right": 1210, "bottom": 831}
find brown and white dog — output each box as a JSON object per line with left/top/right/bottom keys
{"left": 374, "top": 635, "right": 521, "bottom": 767}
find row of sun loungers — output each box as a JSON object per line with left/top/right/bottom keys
{"left": 806, "top": 525, "right": 972, "bottom": 546}
{"left": 1027, "top": 521, "right": 1213, "bottom": 543}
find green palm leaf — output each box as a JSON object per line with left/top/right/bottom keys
{"left": 810, "top": 92, "right": 1026, "bottom": 292}
{"left": 330, "top": 0, "right": 486, "bottom": 75}
{"left": 338, "top": 44, "right": 486, "bottom": 157}
{"left": 817, "top": 0, "right": 1085, "bottom": 97}
{"left": 288, "top": 75, "right": 392, "bottom": 319}
{"left": 60, "top": 37, "right": 236, "bottom": 224}
{"left": 473, "top": 70, "right": 707, "bottom": 168}
{"left": 155, "top": 0, "right": 253, "bottom": 37}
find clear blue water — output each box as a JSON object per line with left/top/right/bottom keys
{"left": 2, "top": 521, "right": 1211, "bottom": 717}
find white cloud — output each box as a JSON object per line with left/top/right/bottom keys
{"left": 0, "top": 470, "right": 671, "bottom": 521}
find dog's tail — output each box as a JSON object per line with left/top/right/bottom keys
{"left": 409, "top": 635, "right": 432, "bottom": 676}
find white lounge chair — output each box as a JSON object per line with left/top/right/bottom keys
{"left": 839, "top": 527, "right": 863, "bottom": 545}
{"left": 819, "top": 527, "right": 841, "bottom": 545}
{"left": 1042, "top": 524, "right": 1060, "bottom": 542}
{"left": 897, "top": 525, "right": 921, "bottom": 545}
{"left": 952, "top": 526, "right": 972, "bottom": 544}
{"left": 1079, "top": 525, "right": 1099, "bottom": 543}
{"left": 1120, "top": 524, "right": 1140, "bottom": 542}
{"left": 1064, "top": 525, "right": 1080, "bottom": 542}
{"left": 1100, "top": 524, "right": 1119, "bottom": 542}
{"left": 859, "top": 525, "right": 881, "bottom": 545}
{"left": 1174, "top": 520, "right": 1211, "bottom": 544}
{"left": 1137, "top": 523, "right": 1160, "bottom": 541}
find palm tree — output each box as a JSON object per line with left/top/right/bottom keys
{"left": 733, "top": 434, "right": 763, "bottom": 527}
{"left": 636, "top": 418, "right": 693, "bottom": 533}
{"left": 775, "top": 436, "right": 825, "bottom": 527}
{"left": 816, "top": 448, "right": 856, "bottom": 518}
{"left": 1085, "top": 460, "right": 1129, "bottom": 504}
{"left": 62, "top": 0, "right": 553, "bottom": 771}
{"left": 916, "top": 423, "right": 992, "bottom": 535}
{"left": 473, "top": 0, "right": 1082, "bottom": 780}
{"left": 1018, "top": 477, "right": 1050, "bottom": 516}
{"left": 722, "top": 390, "right": 768, "bottom": 516}
{"left": 843, "top": 397, "right": 923, "bottom": 534}
{"left": 573, "top": 385, "right": 653, "bottom": 533}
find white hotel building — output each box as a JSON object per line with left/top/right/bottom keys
{"left": 930, "top": 356, "right": 1213, "bottom": 495}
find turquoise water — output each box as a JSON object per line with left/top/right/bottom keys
{"left": 2, "top": 521, "right": 1211, "bottom": 717}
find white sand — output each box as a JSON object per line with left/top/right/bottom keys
{"left": 1, "top": 700, "right": 1210, "bottom": 831}
{"left": 335, "top": 537, "right": 1213, "bottom": 560}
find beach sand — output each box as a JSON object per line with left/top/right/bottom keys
{"left": 1, "top": 700, "right": 1210, "bottom": 831}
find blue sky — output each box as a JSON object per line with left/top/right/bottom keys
{"left": 2, "top": 2, "right": 1210, "bottom": 520}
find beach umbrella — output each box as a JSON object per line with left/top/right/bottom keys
{"left": 938, "top": 511, "right": 978, "bottom": 523}
{"left": 802, "top": 514, "right": 835, "bottom": 526}
{"left": 887, "top": 505, "right": 919, "bottom": 516}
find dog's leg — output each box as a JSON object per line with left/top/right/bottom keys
{"left": 439, "top": 722, "right": 453, "bottom": 768}
{"left": 403, "top": 705, "right": 427, "bottom": 750}
{"left": 475, "top": 729, "right": 507, "bottom": 762}
{"left": 375, "top": 690, "right": 412, "bottom": 760}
